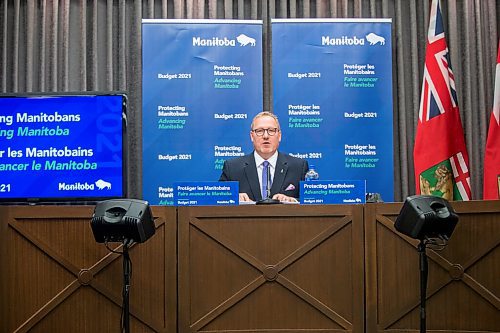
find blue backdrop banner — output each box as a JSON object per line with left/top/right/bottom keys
{"left": 142, "top": 20, "right": 263, "bottom": 205}
{"left": 272, "top": 19, "right": 394, "bottom": 202}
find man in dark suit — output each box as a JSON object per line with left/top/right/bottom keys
{"left": 219, "top": 111, "right": 309, "bottom": 203}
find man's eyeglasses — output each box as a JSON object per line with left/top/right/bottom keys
{"left": 252, "top": 128, "right": 280, "bottom": 136}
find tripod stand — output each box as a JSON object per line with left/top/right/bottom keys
{"left": 121, "top": 239, "right": 132, "bottom": 333}
{"left": 418, "top": 240, "right": 428, "bottom": 333}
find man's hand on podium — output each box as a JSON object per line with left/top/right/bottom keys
{"left": 239, "top": 193, "right": 253, "bottom": 203}
{"left": 238, "top": 192, "right": 298, "bottom": 204}
{"left": 272, "top": 193, "right": 298, "bottom": 203}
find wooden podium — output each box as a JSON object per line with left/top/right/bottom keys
{"left": 0, "top": 201, "right": 499, "bottom": 333}
{"left": 177, "top": 204, "right": 364, "bottom": 333}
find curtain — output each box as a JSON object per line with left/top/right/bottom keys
{"left": 1, "top": 0, "right": 498, "bottom": 202}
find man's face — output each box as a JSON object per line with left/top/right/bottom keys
{"left": 250, "top": 115, "right": 281, "bottom": 159}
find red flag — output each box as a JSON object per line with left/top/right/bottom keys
{"left": 483, "top": 42, "right": 500, "bottom": 199}
{"left": 414, "top": 0, "right": 472, "bottom": 201}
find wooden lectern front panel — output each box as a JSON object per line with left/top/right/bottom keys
{"left": 178, "top": 204, "right": 365, "bottom": 333}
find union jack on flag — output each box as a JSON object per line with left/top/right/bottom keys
{"left": 414, "top": 0, "right": 472, "bottom": 201}
{"left": 418, "top": 2, "right": 458, "bottom": 122}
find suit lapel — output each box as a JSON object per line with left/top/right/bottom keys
{"left": 243, "top": 154, "right": 261, "bottom": 200}
{"left": 271, "top": 153, "right": 288, "bottom": 195}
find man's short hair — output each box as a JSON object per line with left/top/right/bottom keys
{"left": 251, "top": 111, "right": 280, "bottom": 130}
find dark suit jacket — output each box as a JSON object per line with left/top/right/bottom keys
{"left": 219, "top": 152, "right": 309, "bottom": 201}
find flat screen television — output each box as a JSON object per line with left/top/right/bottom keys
{"left": 0, "top": 92, "right": 127, "bottom": 204}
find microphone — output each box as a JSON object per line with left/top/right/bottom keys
{"left": 257, "top": 162, "right": 281, "bottom": 205}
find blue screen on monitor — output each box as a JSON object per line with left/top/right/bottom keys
{"left": 0, "top": 93, "right": 126, "bottom": 203}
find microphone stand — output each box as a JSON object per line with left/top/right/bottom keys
{"left": 122, "top": 239, "right": 132, "bottom": 333}
{"left": 418, "top": 240, "right": 428, "bottom": 333}
{"left": 256, "top": 162, "right": 281, "bottom": 205}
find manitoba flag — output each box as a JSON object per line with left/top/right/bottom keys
{"left": 483, "top": 42, "right": 500, "bottom": 199}
{"left": 414, "top": 0, "right": 472, "bottom": 201}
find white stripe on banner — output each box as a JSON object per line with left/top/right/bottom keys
{"left": 142, "top": 19, "right": 262, "bottom": 24}
{"left": 271, "top": 18, "right": 392, "bottom": 23}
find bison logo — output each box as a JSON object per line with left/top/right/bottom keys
{"left": 95, "top": 179, "right": 112, "bottom": 190}
{"left": 236, "top": 34, "right": 256, "bottom": 46}
{"left": 365, "top": 33, "right": 385, "bottom": 45}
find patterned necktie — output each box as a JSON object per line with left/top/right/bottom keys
{"left": 262, "top": 160, "right": 269, "bottom": 199}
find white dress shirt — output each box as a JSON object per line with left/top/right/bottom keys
{"left": 254, "top": 151, "right": 278, "bottom": 193}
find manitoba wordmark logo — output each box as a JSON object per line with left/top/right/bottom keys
{"left": 192, "top": 33, "right": 256, "bottom": 47}
{"left": 322, "top": 35, "right": 365, "bottom": 46}
{"left": 321, "top": 32, "right": 386, "bottom": 46}
{"left": 59, "top": 182, "right": 95, "bottom": 191}
{"left": 58, "top": 179, "right": 112, "bottom": 191}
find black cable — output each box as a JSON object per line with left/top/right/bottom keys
{"left": 105, "top": 241, "right": 124, "bottom": 254}
{"left": 121, "top": 239, "right": 132, "bottom": 333}
{"left": 418, "top": 240, "right": 428, "bottom": 333}
{"left": 424, "top": 236, "right": 448, "bottom": 251}
{"left": 103, "top": 239, "right": 133, "bottom": 333}
{"left": 103, "top": 239, "right": 134, "bottom": 333}
{"left": 418, "top": 236, "right": 450, "bottom": 333}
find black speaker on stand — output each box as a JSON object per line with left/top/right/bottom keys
{"left": 394, "top": 195, "right": 459, "bottom": 333}
{"left": 90, "top": 199, "right": 156, "bottom": 333}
